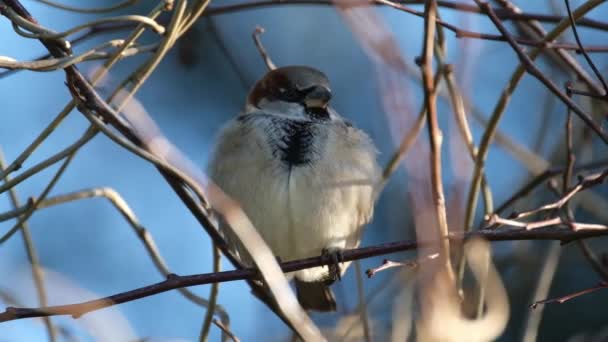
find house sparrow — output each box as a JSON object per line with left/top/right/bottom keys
{"left": 208, "top": 65, "right": 380, "bottom": 311}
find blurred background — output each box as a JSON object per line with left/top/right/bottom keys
{"left": 1, "top": 0, "right": 608, "bottom": 341}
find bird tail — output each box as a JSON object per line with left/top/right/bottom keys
{"left": 295, "top": 279, "right": 336, "bottom": 312}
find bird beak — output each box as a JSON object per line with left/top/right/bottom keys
{"left": 303, "top": 85, "right": 332, "bottom": 109}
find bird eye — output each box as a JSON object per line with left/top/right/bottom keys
{"left": 276, "top": 87, "right": 300, "bottom": 102}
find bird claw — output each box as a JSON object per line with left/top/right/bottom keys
{"left": 321, "top": 247, "right": 344, "bottom": 282}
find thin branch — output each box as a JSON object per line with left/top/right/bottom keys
{"left": 205, "top": 1, "right": 608, "bottom": 32}
{"left": 391, "top": 35, "right": 605, "bottom": 231}
{"left": 576, "top": 240, "right": 608, "bottom": 280}
{"left": 0, "top": 42, "right": 158, "bottom": 71}
{"left": 380, "top": 107, "right": 426, "bottom": 182}
{"left": 375, "top": 0, "right": 608, "bottom": 52}
{"left": 464, "top": 0, "right": 606, "bottom": 239}
{"left": 0, "top": 1, "right": 320, "bottom": 336}
{"left": 494, "top": 168, "right": 608, "bottom": 223}
{"left": 2, "top": 224, "right": 608, "bottom": 323}
{"left": 493, "top": 159, "right": 608, "bottom": 215}
{"left": 34, "top": 0, "right": 140, "bottom": 14}
{"left": 200, "top": 244, "right": 221, "bottom": 342}
{"left": 392, "top": 7, "right": 608, "bottom": 280}
{"left": 566, "top": 85, "right": 608, "bottom": 99}
{"left": 354, "top": 261, "right": 371, "bottom": 342}
{"left": 341, "top": 271, "right": 404, "bottom": 340}
{"left": 3, "top": 6, "right": 164, "bottom": 39}
{"left": 5, "top": 1, "right": 608, "bottom": 79}
{"left": 530, "top": 281, "right": 608, "bottom": 308}
{"left": 0, "top": 127, "right": 97, "bottom": 195}
{"left": 366, "top": 259, "right": 416, "bottom": 278}
{"left": 486, "top": 214, "right": 565, "bottom": 230}
{"left": 4, "top": 1, "right": 605, "bottom": 338}
{"left": 212, "top": 319, "right": 240, "bottom": 342}
{"left": 474, "top": 0, "right": 608, "bottom": 143}
{"left": 0, "top": 22, "right": 142, "bottom": 79}
{"left": 564, "top": 0, "right": 608, "bottom": 95}
{"left": 380, "top": 67, "right": 444, "bottom": 187}
{"left": 6, "top": 1, "right": 608, "bottom": 79}
{"left": 0, "top": 153, "right": 75, "bottom": 245}
{"left": 0, "top": 2, "right": 167, "bottom": 183}
{"left": 434, "top": 17, "right": 494, "bottom": 300}
{"left": 522, "top": 242, "right": 561, "bottom": 342}
{"left": 0, "top": 186, "right": 230, "bottom": 320}
{"left": 559, "top": 79, "right": 608, "bottom": 280}
{"left": 420, "top": 0, "right": 454, "bottom": 278}
{"left": 0, "top": 107, "right": 72, "bottom": 181}
{"left": 494, "top": 0, "right": 606, "bottom": 97}
{"left": 0, "top": 149, "right": 57, "bottom": 341}
{"left": 487, "top": 169, "right": 608, "bottom": 232}
{"left": 252, "top": 26, "right": 276, "bottom": 71}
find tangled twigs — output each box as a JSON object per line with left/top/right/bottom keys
{"left": 474, "top": 0, "right": 608, "bottom": 145}
{"left": 3, "top": 0, "right": 608, "bottom": 337}
{"left": 206, "top": 1, "right": 608, "bottom": 31}
{"left": 485, "top": 214, "right": 608, "bottom": 231}
{"left": 1, "top": 1, "right": 325, "bottom": 338}
{"left": 485, "top": 169, "right": 608, "bottom": 230}
{"left": 492, "top": 160, "right": 608, "bottom": 216}
{"left": 564, "top": 0, "right": 608, "bottom": 97}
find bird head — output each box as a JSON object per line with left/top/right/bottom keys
{"left": 247, "top": 66, "right": 333, "bottom": 119}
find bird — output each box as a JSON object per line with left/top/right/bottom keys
{"left": 208, "top": 65, "right": 380, "bottom": 311}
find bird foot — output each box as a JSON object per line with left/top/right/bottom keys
{"left": 321, "top": 247, "right": 344, "bottom": 283}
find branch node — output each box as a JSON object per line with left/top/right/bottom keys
{"left": 166, "top": 273, "right": 179, "bottom": 280}
{"left": 443, "top": 63, "right": 454, "bottom": 74}
{"left": 163, "top": 0, "right": 175, "bottom": 11}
